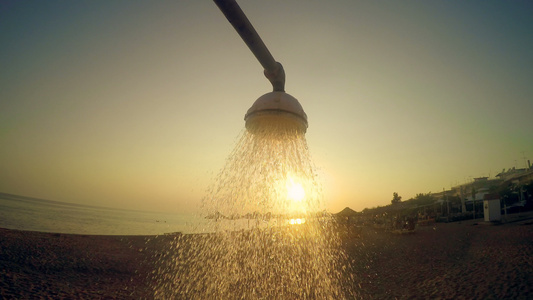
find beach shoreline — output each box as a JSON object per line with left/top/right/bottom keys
{"left": 1, "top": 214, "right": 532, "bottom": 299}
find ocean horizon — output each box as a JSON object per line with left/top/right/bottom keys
{"left": 0, "top": 193, "right": 204, "bottom": 236}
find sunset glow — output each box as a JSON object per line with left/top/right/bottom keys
{"left": 0, "top": 1, "right": 532, "bottom": 214}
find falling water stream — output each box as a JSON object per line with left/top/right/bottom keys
{"left": 151, "top": 114, "right": 350, "bottom": 298}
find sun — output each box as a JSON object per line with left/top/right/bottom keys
{"left": 287, "top": 181, "right": 305, "bottom": 202}
{"left": 282, "top": 175, "right": 308, "bottom": 215}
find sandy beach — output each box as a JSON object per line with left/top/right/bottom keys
{"left": 343, "top": 214, "right": 533, "bottom": 299}
{"left": 1, "top": 214, "right": 532, "bottom": 299}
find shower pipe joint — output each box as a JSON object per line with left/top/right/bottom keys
{"left": 264, "top": 62, "right": 285, "bottom": 92}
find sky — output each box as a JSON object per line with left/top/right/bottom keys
{"left": 1, "top": 0, "right": 532, "bottom": 214}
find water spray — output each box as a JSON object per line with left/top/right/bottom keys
{"left": 213, "top": 0, "right": 308, "bottom": 133}
{"left": 149, "top": 2, "right": 348, "bottom": 298}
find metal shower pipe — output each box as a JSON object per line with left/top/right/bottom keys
{"left": 213, "top": 0, "right": 285, "bottom": 92}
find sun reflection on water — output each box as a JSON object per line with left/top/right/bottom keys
{"left": 289, "top": 218, "right": 305, "bottom": 225}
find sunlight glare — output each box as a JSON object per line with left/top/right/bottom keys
{"left": 287, "top": 177, "right": 305, "bottom": 202}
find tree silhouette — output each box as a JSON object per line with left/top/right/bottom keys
{"left": 391, "top": 192, "right": 402, "bottom": 204}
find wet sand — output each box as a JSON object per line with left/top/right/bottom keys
{"left": 1, "top": 215, "right": 532, "bottom": 299}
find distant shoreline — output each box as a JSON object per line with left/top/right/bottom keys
{"left": 0, "top": 194, "right": 202, "bottom": 236}
{"left": 0, "top": 192, "right": 160, "bottom": 214}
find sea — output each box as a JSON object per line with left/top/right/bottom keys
{"left": 0, "top": 193, "right": 206, "bottom": 236}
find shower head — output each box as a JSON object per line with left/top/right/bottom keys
{"left": 245, "top": 91, "right": 308, "bottom": 133}
{"left": 214, "top": 0, "right": 308, "bottom": 133}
